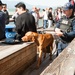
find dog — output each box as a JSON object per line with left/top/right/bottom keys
{"left": 22, "top": 31, "right": 54, "bottom": 68}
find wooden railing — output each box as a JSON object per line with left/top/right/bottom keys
{"left": 0, "top": 42, "right": 37, "bottom": 75}
{"left": 41, "top": 38, "right": 75, "bottom": 75}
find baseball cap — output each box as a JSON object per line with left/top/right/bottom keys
{"left": 0, "top": 0, "right": 3, "bottom": 5}
{"left": 63, "top": 2, "right": 74, "bottom": 10}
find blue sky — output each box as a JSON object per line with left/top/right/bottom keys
{"left": 2, "top": 0, "right": 69, "bottom": 7}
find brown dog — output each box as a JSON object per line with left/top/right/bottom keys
{"left": 22, "top": 31, "right": 54, "bottom": 68}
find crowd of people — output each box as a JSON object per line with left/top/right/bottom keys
{"left": 0, "top": 0, "right": 75, "bottom": 56}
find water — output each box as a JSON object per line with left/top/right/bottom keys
{"left": 8, "top": 19, "right": 43, "bottom": 28}
{"left": 8, "top": 9, "right": 43, "bottom": 27}
{"left": 7, "top": 22, "right": 15, "bottom": 26}
{"left": 38, "top": 19, "right": 43, "bottom": 27}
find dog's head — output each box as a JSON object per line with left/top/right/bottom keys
{"left": 21, "top": 31, "right": 38, "bottom": 42}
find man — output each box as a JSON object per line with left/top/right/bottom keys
{"left": 48, "top": 7, "right": 53, "bottom": 28}
{"left": 2, "top": 4, "right": 9, "bottom": 25}
{"left": 11, "top": 9, "right": 19, "bottom": 24}
{"left": 43, "top": 8, "right": 48, "bottom": 29}
{"left": 69, "top": 0, "right": 75, "bottom": 12}
{"left": 15, "top": 2, "right": 37, "bottom": 40}
{"left": 31, "top": 6, "right": 38, "bottom": 26}
{"left": 0, "top": 1, "right": 5, "bottom": 40}
{"left": 55, "top": 2, "right": 75, "bottom": 56}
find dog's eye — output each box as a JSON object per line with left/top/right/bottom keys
{"left": 28, "top": 40, "right": 30, "bottom": 42}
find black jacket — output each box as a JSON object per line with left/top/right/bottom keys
{"left": 0, "top": 11, "right": 5, "bottom": 40}
{"left": 15, "top": 12, "right": 37, "bottom": 40}
{"left": 48, "top": 12, "right": 53, "bottom": 20}
{"left": 3, "top": 10, "right": 9, "bottom": 24}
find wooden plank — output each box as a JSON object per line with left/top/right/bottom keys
{"left": 41, "top": 38, "right": 75, "bottom": 75}
{"left": 0, "top": 53, "right": 36, "bottom": 75}
{"left": 0, "top": 42, "right": 37, "bottom": 75}
{"left": 0, "top": 50, "right": 36, "bottom": 73}
{"left": 0, "top": 43, "right": 12, "bottom": 51}
{"left": 43, "top": 27, "right": 55, "bottom": 31}
{"left": 0, "top": 42, "right": 34, "bottom": 60}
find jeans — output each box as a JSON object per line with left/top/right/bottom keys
{"left": 43, "top": 20, "right": 48, "bottom": 29}
{"left": 48, "top": 20, "right": 53, "bottom": 28}
{"left": 56, "top": 41, "right": 68, "bottom": 56}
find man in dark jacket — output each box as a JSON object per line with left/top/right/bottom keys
{"left": 15, "top": 2, "right": 37, "bottom": 40}
{"left": 48, "top": 7, "right": 53, "bottom": 28}
{"left": 2, "top": 4, "right": 9, "bottom": 25}
{"left": 55, "top": 2, "right": 75, "bottom": 56}
{"left": 0, "top": 1, "right": 5, "bottom": 40}
{"left": 69, "top": 0, "right": 75, "bottom": 12}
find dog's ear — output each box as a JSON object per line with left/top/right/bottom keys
{"left": 31, "top": 36, "right": 35, "bottom": 42}
{"left": 21, "top": 36, "right": 25, "bottom": 41}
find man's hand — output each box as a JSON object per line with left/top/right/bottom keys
{"left": 55, "top": 28, "right": 64, "bottom": 37}
{"left": 55, "top": 28, "right": 61, "bottom": 32}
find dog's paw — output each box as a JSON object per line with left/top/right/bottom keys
{"left": 49, "top": 57, "right": 53, "bottom": 61}
{"left": 36, "top": 65, "right": 39, "bottom": 69}
{"left": 43, "top": 56, "right": 46, "bottom": 59}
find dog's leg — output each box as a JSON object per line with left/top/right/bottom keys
{"left": 43, "top": 48, "right": 46, "bottom": 59}
{"left": 36, "top": 46, "right": 42, "bottom": 69}
{"left": 50, "top": 44, "right": 53, "bottom": 60}
{"left": 37, "top": 46, "right": 39, "bottom": 54}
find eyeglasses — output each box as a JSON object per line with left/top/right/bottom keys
{"left": 2, "top": 7, "right": 6, "bottom": 8}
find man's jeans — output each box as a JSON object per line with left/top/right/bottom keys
{"left": 56, "top": 41, "right": 68, "bottom": 56}
{"left": 43, "top": 20, "right": 48, "bottom": 29}
{"left": 48, "top": 20, "right": 53, "bottom": 28}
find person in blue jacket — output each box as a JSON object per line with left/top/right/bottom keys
{"left": 55, "top": 2, "right": 75, "bottom": 56}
